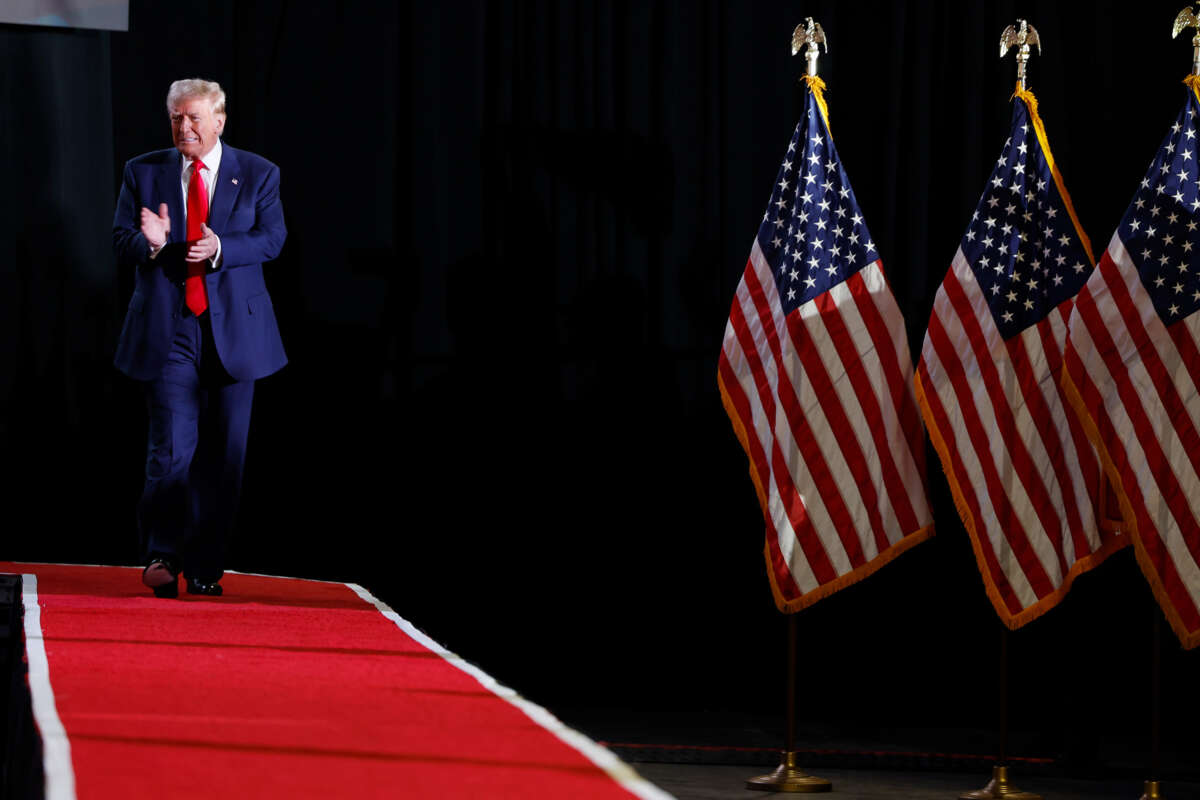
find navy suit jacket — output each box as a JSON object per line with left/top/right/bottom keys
{"left": 113, "top": 144, "right": 288, "bottom": 382}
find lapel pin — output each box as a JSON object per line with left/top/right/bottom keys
{"left": 232, "top": 178, "right": 239, "bottom": 185}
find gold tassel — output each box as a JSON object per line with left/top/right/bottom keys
{"left": 803, "top": 75, "right": 831, "bottom": 132}
{"left": 1184, "top": 73, "right": 1200, "bottom": 102}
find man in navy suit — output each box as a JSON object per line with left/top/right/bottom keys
{"left": 113, "top": 78, "right": 287, "bottom": 598}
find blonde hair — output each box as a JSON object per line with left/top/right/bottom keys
{"left": 165, "top": 78, "right": 226, "bottom": 117}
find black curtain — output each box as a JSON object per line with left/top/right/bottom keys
{"left": 2, "top": 0, "right": 1196, "bottom": 773}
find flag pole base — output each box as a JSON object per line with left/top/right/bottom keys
{"left": 745, "top": 751, "right": 832, "bottom": 793}
{"left": 959, "top": 765, "right": 1041, "bottom": 799}
{"left": 1138, "top": 780, "right": 1163, "bottom": 800}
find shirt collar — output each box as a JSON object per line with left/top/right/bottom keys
{"left": 181, "top": 138, "right": 223, "bottom": 176}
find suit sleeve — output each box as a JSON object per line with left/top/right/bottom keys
{"left": 112, "top": 161, "right": 152, "bottom": 268}
{"left": 217, "top": 164, "right": 287, "bottom": 270}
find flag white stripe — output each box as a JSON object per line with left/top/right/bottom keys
{"left": 1087, "top": 241, "right": 1200, "bottom": 613}
{"left": 1079, "top": 340, "right": 1200, "bottom": 615}
{"left": 862, "top": 262, "right": 934, "bottom": 531}
{"left": 795, "top": 278, "right": 885, "bottom": 560}
{"left": 924, "top": 260, "right": 1053, "bottom": 605}
{"left": 806, "top": 267, "right": 916, "bottom": 548}
{"left": 733, "top": 275, "right": 825, "bottom": 587}
{"left": 749, "top": 242, "right": 855, "bottom": 576}
{"left": 948, "top": 252, "right": 1069, "bottom": 586}
{"left": 723, "top": 289, "right": 820, "bottom": 594}
{"left": 1038, "top": 310, "right": 1100, "bottom": 557}
{"left": 921, "top": 324, "right": 1041, "bottom": 608}
{"left": 1111, "top": 241, "right": 1200, "bottom": 444}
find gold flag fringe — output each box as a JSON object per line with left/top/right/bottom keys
{"left": 915, "top": 370, "right": 1126, "bottom": 630}
{"left": 1060, "top": 364, "right": 1198, "bottom": 649}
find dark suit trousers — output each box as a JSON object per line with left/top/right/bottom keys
{"left": 138, "top": 312, "right": 254, "bottom": 583}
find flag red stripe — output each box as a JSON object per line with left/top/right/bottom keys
{"left": 1044, "top": 304, "right": 1106, "bottom": 559}
{"left": 1004, "top": 328, "right": 1075, "bottom": 578}
{"left": 1096, "top": 256, "right": 1200, "bottom": 619}
{"left": 726, "top": 290, "right": 830, "bottom": 591}
{"left": 735, "top": 267, "right": 841, "bottom": 586}
{"left": 938, "top": 268, "right": 1060, "bottom": 598}
{"left": 805, "top": 284, "right": 893, "bottom": 557}
{"left": 1083, "top": 333, "right": 1200, "bottom": 636}
{"left": 856, "top": 277, "right": 927, "bottom": 472}
{"left": 717, "top": 350, "right": 772, "bottom": 515}
{"left": 1064, "top": 285, "right": 1112, "bottom": 420}
{"left": 784, "top": 305, "right": 873, "bottom": 569}
{"left": 1102, "top": 255, "right": 1200, "bottom": 536}
{"left": 922, "top": 314, "right": 1029, "bottom": 614}
{"left": 1065, "top": 311, "right": 1200, "bottom": 637}
{"left": 1168, "top": 318, "right": 1200, "bottom": 413}
{"left": 717, "top": 327, "right": 807, "bottom": 605}
{"left": 846, "top": 268, "right": 925, "bottom": 535}
{"left": 1072, "top": 256, "right": 1198, "bottom": 633}
{"left": 918, "top": 358, "right": 1024, "bottom": 613}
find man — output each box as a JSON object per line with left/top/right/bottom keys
{"left": 112, "top": 78, "right": 287, "bottom": 598}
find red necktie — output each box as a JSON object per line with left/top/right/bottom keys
{"left": 185, "top": 159, "right": 209, "bottom": 316}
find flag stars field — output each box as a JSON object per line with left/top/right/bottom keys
{"left": 758, "top": 97, "right": 879, "bottom": 314}
{"left": 957, "top": 103, "right": 1092, "bottom": 340}
{"left": 1122, "top": 99, "right": 1200, "bottom": 321}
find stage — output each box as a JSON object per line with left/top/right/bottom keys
{"left": 0, "top": 562, "right": 670, "bottom": 799}
{"left": 6, "top": 561, "right": 1200, "bottom": 799}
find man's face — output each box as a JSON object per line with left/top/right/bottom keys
{"left": 170, "top": 96, "right": 225, "bottom": 160}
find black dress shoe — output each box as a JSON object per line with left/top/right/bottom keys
{"left": 142, "top": 557, "right": 180, "bottom": 599}
{"left": 186, "top": 577, "right": 223, "bottom": 596}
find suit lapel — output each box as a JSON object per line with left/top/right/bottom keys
{"left": 209, "top": 145, "right": 243, "bottom": 235}
{"left": 154, "top": 153, "right": 185, "bottom": 244}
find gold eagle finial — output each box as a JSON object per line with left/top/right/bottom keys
{"left": 791, "top": 17, "right": 827, "bottom": 77}
{"left": 999, "top": 19, "right": 1041, "bottom": 91}
{"left": 1173, "top": 5, "right": 1200, "bottom": 75}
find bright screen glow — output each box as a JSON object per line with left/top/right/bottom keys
{"left": 0, "top": 0, "right": 129, "bottom": 31}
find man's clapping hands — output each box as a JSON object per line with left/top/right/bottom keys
{"left": 139, "top": 203, "right": 218, "bottom": 263}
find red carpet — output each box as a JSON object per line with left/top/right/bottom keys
{"left": 2, "top": 563, "right": 671, "bottom": 799}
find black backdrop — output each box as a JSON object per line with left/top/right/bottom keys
{"left": 2, "top": 0, "right": 1198, "bottom": 776}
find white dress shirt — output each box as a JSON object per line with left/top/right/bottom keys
{"left": 149, "top": 138, "right": 223, "bottom": 268}
{"left": 181, "top": 137, "right": 222, "bottom": 221}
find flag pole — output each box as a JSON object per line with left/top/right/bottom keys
{"left": 745, "top": 612, "right": 832, "bottom": 792}
{"left": 1137, "top": 611, "right": 1163, "bottom": 800}
{"left": 745, "top": 24, "right": 834, "bottom": 791}
{"left": 957, "top": 25, "right": 1053, "bottom": 799}
{"left": 959, "top": 624, "right": 1041, "bottom": 800}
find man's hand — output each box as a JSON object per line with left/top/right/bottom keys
{"left": 186, "top": 223, "right": 220, "bottom": 263}
{"left": 140, "top": 203, "right": 170, "bottom": 249}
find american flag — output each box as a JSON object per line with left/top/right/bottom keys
{"left": 718, "top": 81, "right": 934, "bottom": 613}
{"left": 915, "top": 90, "right": 1126, "bottom": 628}
{"left": 1063, "top": 83, "right": 1200, "bottom": 650}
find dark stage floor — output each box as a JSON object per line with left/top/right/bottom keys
{"left": 561, "top": 708, "right": 1200, "bottom": 800}
{"left": 635, "top": 763, "right": 1200, "bottom": 799}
